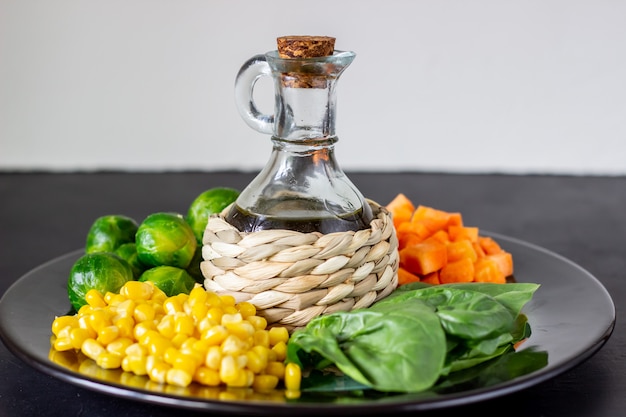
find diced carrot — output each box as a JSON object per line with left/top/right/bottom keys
{"left": 386, "top": 193, "right": 415, "bottom": 229}
{"left": 478, "top": 236, "right": 503, "bottom": 255}
{"left": 474, "top": 258, "right": 506, "bottom": 283}
{"left": 386, "top": 193, "right": 513, "bottom": 287}
{"left": 399, "top": 241, "right": 448, "bottom": 276}
{"left": 486, "top": 252, "right": 514, "bottom": 277}
{"left": 472, "top": 241, "right": 486, "bottom": 258}
{"left": 411, "top": 205, "right": 452, "bottom": 234}
{"left": 440, "top": 257, "right": 475, "bottom": 284}
{"left": 447, "top": 212, "right": 463, "bottom": 227}
{"left": 446, "top": 240, "right": 478, "bottom": 263}
{"left": 424, "top": 229, "right": 450, "bottom": 245}
{"left": 421, "top": 271, "right": 440, "bottom": 285}
{"left": 448, "top": 226, "right": 479, "bottom": 243}
{"left": 397, "top": 267, "right": 421, "bottom": 285}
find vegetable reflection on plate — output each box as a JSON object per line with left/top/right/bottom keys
{"left": 48, "top": 346, "right": 291, "bottom": 403}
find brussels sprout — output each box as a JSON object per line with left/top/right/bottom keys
{"left": 85, "top": 215, "right": 138, "bottom": 254}
{"left": 139, "top": 266, "right": 196, "bottom": 296}
{"left": 186, "top": 187, "right": 240, "bottom": 242}
{"left": 114, "top": 242, "right": 146, "bottom": 279}
{"left": 68, "top": 252, "right": 134, "bottom": 311}
{"left": 135, "top": 212, "right": 197, "bottom": 269}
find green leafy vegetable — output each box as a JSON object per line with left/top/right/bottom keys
{"left": 287, "top": 283, "right": 540, "bottom": 393}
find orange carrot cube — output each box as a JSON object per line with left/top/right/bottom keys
{"left": 440, "top": 257, "right": 475, "bottom": 284}
{"left": 399, "top": 241, "right": 448, "bottom": 276}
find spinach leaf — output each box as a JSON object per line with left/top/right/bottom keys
{"left": 375, "top": 286, "right": 515, "bottom": 340}
{"left": 394, "top": 282, "right": 539, "bottom": 317}
{"left": 288, "top": 299, "right": 447, "bottom": 393}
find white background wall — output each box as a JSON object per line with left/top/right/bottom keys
{"left": 1, "top": 0, "right": 625, "bottom": 175}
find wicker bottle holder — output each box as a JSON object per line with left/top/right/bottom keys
{"left": 200, "top": 200, "right": 399, "bottom": 331}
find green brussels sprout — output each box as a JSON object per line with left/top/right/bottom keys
{"left": 135, "top": 212, "right": 197, "bottom": 269}
{"left": 68, "top": 252, "right": 134, "bottom": 312}
{"left": 85, "top": 215, "right": 138, "bottom": 254}
{"left": 114, "top": 242, "right": 146, "bottom": 279}
{"left": 186, "top": 187, "right": 240, "bottom": 242}
{"left": 139, "top": 266, "right": 196, "bottom": 297}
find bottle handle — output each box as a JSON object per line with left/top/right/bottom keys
{"left": 234, "top": 54, "right": 274, "bottom": 135}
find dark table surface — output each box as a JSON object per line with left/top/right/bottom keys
{"left": 0, "top": 171, "right": 623, "bottom": 417}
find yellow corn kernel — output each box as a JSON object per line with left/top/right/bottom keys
{"left": 85, "top": 289, "right": 106, "bottom": 308}
{"left": 220, "top": 334, "right": 248, "bottom": 356}
{"left": 223, "top": 305, "right": 238, "bottom": 315}
{"left": 120, "top": 281, "right": 153, "bottom": 301}
{"left": 133, "top": 321, "right": 156, "bottom": 341}
{"left": 114, "top": 299, "right": 136, "bottom": 319}
{"left": 219, "top": 355, "right": 241, "bottom": 385}
{"left": 81, "top": 338, "right": 105, "bottom": 361}
{"left": 106, "top": 337, "right": 134, "bottom": 356}
{"left": 191, "top": 339, "right": 211, "bottom": 357}
{"left": 51, "top": 315, "right": 78, "bottom": 336}
{"left": 188, "top": 286, "right": 208, "bottom": 304}
{"left": 96, "top": 352, "right": 122, "bottom": 369}
{"left": 226, "top": 369, "right": 253, "bottom": 388}
{"left": 252, "top": 374, "right": 279, "bottom": 392}
{"left": 284, "top": 362, "right": 302, "bottom": 391}
{"left": 150, "top": 286, "right": 168, "bottom": 303}
{"left": 205, "top": 345, "right": 222, "bottom": 370}
{"left": 133, "top": 303, "right": 156, "bottom": 323}
{"left": 265, "top": 361, "right": 285, "bottom": 379}
{"left": 206, "top": 307, "right": 223, "bottom": 325}
{"left": 69, "top": 327, "right": 92, "bottom": 350}
{"left": 202, "top": 325, "right": 228, "bottom": 345}
{"left": 97, "top": 325, "right": 120, "bottom": 345}
{"left": 88, "top": 309, "right": 111, "bottom": 333}
{"left": 125, "top": 342, "right": 147, "bottom": 357}
{"left": 190, "top": 302, "right": 209, "bottom": 322}
{"left": 268, "top": 327, "right": 289, "bottom": 346}
{"left": 114, "top": 316, "right": 135, "bottom": 339}
{"left": 219, "top": 295, "right": 236, "bottom": 307}
{"left": 77, "top": 305, "right": 93, "bottom": 316}
{"left": 251, "top": 345, "right": 271, "bottom": 365}
{"left": 271, "top": 341, "right": 287, "bottom": 361}
{"left": 225, "top": 321, "right": 255, "bottom": 340}
{"left": 163, "top": 297, "right": 184, "bottom": 315}
{"left": 194, "top": 366, "right": 221, "bottom": 386}
{"left": 174, "top": 314, "right": 195, "bottom": 336}
{"left": 172, "top": 352, "right": 199, "bottom": 376}
{"left": 247, "top": 315, "right": 267, "bottom": 331}
{"left": 148, "top": 360, "right": 171, "bottom": 384}
{"left": 236, "top": 302, "right": 256, "bottom": 318}
{"left": 204, "top": 291, "right": 221, "bottom": 307}
{"left": 155, "top": 314, "right": 175, "bottom": 338}
{"left": 253, "top": 330, "right": 270, "bottom": 348}
{"left": 171, "top": 332, "right": 188, "bottom": 348}
{"left": 245, "top": 349, "right": 267, "bottom": 374}
{"left": 147, "top": 335, "right": 173, "bottom": 357}
{"left": 53, "top": 337, "right": 73, "bottom": 351}
{"left": 180, "top": 344, "right": 204, "bottom": 366}
{"left": 167, "top": 368, "right": 193, "bottom": 387}
{"left": 126, "top": 354, "right": 148, "bottom": 375}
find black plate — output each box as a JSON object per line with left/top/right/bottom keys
{"left": 0, "top": 233, "right": 615, "bottom": 415}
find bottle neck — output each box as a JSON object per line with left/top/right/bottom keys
{"left": 272, "top": 79, "right": 337, "bottom": 141}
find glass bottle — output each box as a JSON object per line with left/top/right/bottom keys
{"left": 225, "top": 36, "right": 373, "bottom": 234}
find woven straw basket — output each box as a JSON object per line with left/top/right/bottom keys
{"left": 200, "top": 199, "right": 399, "bottom": 331}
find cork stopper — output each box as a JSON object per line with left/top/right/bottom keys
{"left": 276, "top": 36, "right": 336, "bottom": 88}
{"left": 277, "top": 36, "right": 336, "bottom": 59}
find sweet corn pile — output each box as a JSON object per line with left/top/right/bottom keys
{"left": 51, "top": 281, "right": 301, "bottom": 393}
